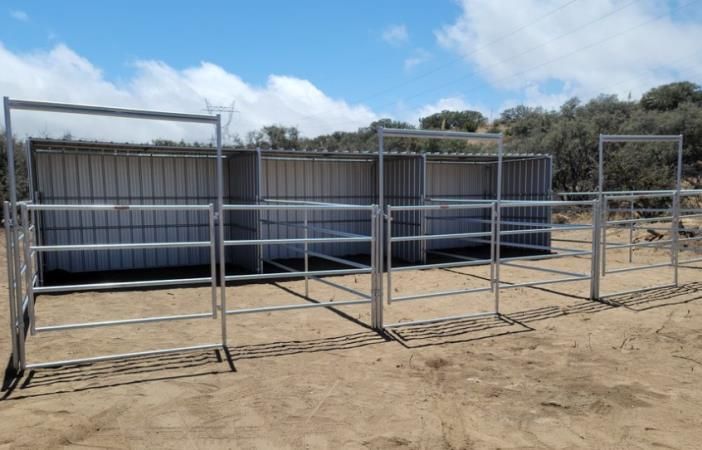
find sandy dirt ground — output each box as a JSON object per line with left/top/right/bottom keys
{"left": 0, "top": 224, "right": 701, "bottom": 449}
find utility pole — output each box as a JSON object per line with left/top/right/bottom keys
{"left": 204, "top": 99, "right": 238, "bottom": 144}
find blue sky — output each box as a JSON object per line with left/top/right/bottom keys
{"left": 1, "top": 1, "right": 701, "bottom": 141}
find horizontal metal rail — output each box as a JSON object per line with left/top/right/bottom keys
{"left": 264, "top": 259, "right": 371, "bottom": 299}
{"left": 600, "top": 134, "right": 682, "bottom": 142}
{"left": 605, "top": 261, "right": 673, "bottom": 275}
{"left": 389, "top": 203, "right": 494, "bottom": 212}
{"left": 381, "top": 127, "right": 502, "bottom": 141}
{"left": 25, "top": 343, "right": 223, "bottom": 370}
{"left": 605, "top": 192, "right": 678, "bottom": 201}
{"left": 426, "top": 216, "right": 589, "bottom": 230}
{"left": 32, "top": 241, "right": 211, "bottom": 252}
{"left": 259, "top": 219, "right": 369, "bottom": 239}
{"left": 224, "top": 236, "right": 371, "bottom": 246}
{"left": 35, "top": 312, "right": 214, "bottom": 332}
{"left": 225, "top": 267, "right": 371, "bottom": 282}
{"left": 392, "top": 258, "right": 493, "bottom": 272}
{"left": 281, "top": 245, "right": 370, "bottom": 270}
{"left": 500, "top": 225, "right": 591, "bottom": 236}
{"left": 8, "top": 98, "right": 218, "bottom": 123}
{"left": 465, "top": 237, "right": 582, "bottom": 254}
{"left": 427, "top": 250, "right": 483, "bottom": 262}
{"left": 501, "top": 200, "right": 597, "bottom": 208}
{"left": 26, "top": 203, "right": 211, "bottom": 211}
{"left": 262, "top": 198, "right": 363, "bottom": 208}
{"left": 391, "top": 230, "right": 493, "bottom": 243}
{"left": 678, "top": 256, "right": 702, "bottom": 264}
{"left": 224, "top": 204, "right": 374, "bottom": 211}
{"left": 605, "top": 240, "right": 674, "bottom": 250}
{"left": 34, "top": 277, "right": 213, "bottom": 294}
{"left": 500, "top": 250, "right": 591, "bottom": 262}
{"left": 606, "top": 216, "right": 673, "bottom": 226}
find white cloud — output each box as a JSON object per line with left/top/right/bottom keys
{"left": 436, "top": 0, "right": 702, "bottom": 102}
{"left": 0, "top": 42, "right": 378, "bottom": 142}
{"left": 404, "top": 49, "right": 432, "bottom": 71}
{"left": 382, "top": 24, "right": 409, "bottom": 46}
{"left": 10, "top": 10, "right": 29, "bottom": 21}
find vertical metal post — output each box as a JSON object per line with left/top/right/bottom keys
{"left": 420, "top": 153, "right": 428, "bottom": 264}
{"left": 386, "top": 208, "right": 392, "bottom": 304}
{"left": 21, "top": 204, "right": 36, "bottom": 335}
{"left": 494, "top": 135, "right": 504, "bottom": 315}
{"left": 208, "top": 204, "right": 217, "bottom": 319}
{"left": 489, "top": 203, "right": 496, "bottom": 292}
{"left": 5, "top": 98, "right": 26, "bottom": 369}
{"left": 673, "top": 136, "right": 683, "bottom": 286}
{"left": 215, "top": 116, "right": 227, "bottom": 348}
{"left": 598, "top": 135, "right": 605, "bottom": 279}
{"left": 255, "top": 147, "right": 263, "bottom": 274}
{"left": 370, "top": 205, "right": 382, "bottom": 329}
{"left": 4, "top": 202, "right": 19, "bottom": 370}
{"left": 377, "top": 128, "right": 384, "bottom": 318}
{"left": 304, "top": 207, "right": 309, "bottom": 298}
{"left": 590, "top": 200, "right": 601, "bottom": 300}
{"left": 672, "top": 191, "right": 680, "bottom": 286}
{"left": 628, "top": 200, "right": 634, "bottom": 263}
{"left": 602, "top": 198, "right": 608, "bottom": 277}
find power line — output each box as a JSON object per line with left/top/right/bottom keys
{"left": 370, "top": 0, "right": 641, "bottom": 112}
{"left": 322, "top": 0, "right": 699, "bottom": 130}
{"left": 204, "top": 99, "right": 239, "bottom": 143}
{"left": 289, "top": 0, "right": 580, "bottom": 127}
{"left": 357, "top": 0, "right": 580, "bottom": 103}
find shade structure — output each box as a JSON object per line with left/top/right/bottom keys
{"left": 27, "top": 138, "right": 552, "bottom": 281}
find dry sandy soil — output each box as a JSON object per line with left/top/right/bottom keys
{"left": 0, "top": 224, "right": 701, "bottom": 449}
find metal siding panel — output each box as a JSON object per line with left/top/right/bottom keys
{"left": 34, "top": 150, "right": 218, "bottom": 274}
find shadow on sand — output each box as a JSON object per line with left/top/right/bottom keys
{"left": 2, "top": 279, "right": 700, "bottom": 400}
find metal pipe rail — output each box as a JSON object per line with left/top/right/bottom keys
{"left": 494, "top": 200, "right": 599, "bottom": 300}
{"left": 378, "top": 127, "right": 503, "bottom": 329}
{"left": 9, "top": 201, "right": 221, "bottom": 371}
{"left": 222, "top": 203, "right": 381, "bottom": 327}
{"left": 384, "top": 202, "right": 497, "bottom": 328}
{"left": 4, "top": 97, "right": 226, "bottom": 370}
{"left": 596, "top": 134, "right": 685, "bottom": 299}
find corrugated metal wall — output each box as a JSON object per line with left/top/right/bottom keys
{"left": 492, "top": 157, "right": 552, "bottom": 249}
{"left": 32, "top": 142, "right": 553, "bottom": 276}
{"left": 384, "top": 155, "right": 424, "bottom": 262}
{"left": 34, "top": 150, "right": 218, "bottom": 273}
{"left": 425, "top": 161, "right": 492, "bottom": 250}
{"left": 226, "top": 153, "right": 259, "bottom": 271}
{"left": 259, "top": 157, "right": 377, "bottom": 261}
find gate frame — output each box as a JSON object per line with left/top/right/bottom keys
{"left": 596, "top": 134, "right": 683, "bottom": 299}
{"left": 3, "top": 98, "right": 226, "bottom": 371}
{"left": 220, "top": 201, "right": 382, "bottom": 329}
{"left": 377, "top": 128, "right": 504, "bottom": 328}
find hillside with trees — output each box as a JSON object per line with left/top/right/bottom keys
{"left": 2, "top": 81, "right": 701, "bottom": 199}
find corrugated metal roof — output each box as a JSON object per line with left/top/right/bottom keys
{"left": 30, "top": 138, "right": 551, "bottom": 160}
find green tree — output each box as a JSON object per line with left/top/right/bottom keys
{"left": 641, "top": 82, "right": 702, "bottom": 111}
{"left": 420, "top": 110, "right": 486, "bottom": 132}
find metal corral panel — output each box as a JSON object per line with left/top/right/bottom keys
{"left": 495, "top": 157, "right": 552, "bottom": 249}
{"left": 425, "top": 160, "right": 492, "bottom": 250}
{"left": 33, "top": 148, "right": 219, "bottom": 273}
{"left": 260, "top": 156, "right": 376, "bottom": 261}
{"left": 384, "top": 155, "right": 424, "bottom": 262}
{"left": 226, "top": 153, "right": 259, "bottom": 271}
